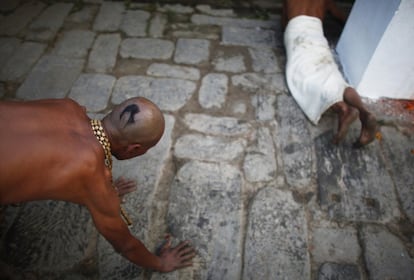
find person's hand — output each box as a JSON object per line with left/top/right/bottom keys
{"left": 157, "top": 235, "right": 196, "bottom": 272}
{"left": 113, "top": 177, "right": 137, "bottom": 202}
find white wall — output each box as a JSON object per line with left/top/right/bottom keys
{"left": 337, "top": 0, "right": 414, "bottom": 100}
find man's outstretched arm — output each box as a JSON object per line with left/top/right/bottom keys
{"left": 86, "top": 189, "right": 195, "bottom": 272}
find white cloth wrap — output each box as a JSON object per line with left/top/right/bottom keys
{"left": 284, "top": 15, "right": 348, "bottom": 124}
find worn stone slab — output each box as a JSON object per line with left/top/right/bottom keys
{"left": 273, "top": 94, "right": 313, "bottom": 188}
{"left": 16, "top": 55, "right": 83, "bottom": 100}
{"left": 198, "top": 73, "right": 228, "bottom": 109}
{"left": 196, "top": 5, "right": 235, "bottom": 17}
{"left": 66, "top": 5, "right": 98, "bottom": 23}
{"left": 311, "top": 226, "right": 360, "bottom": 263}
{"left": 191, "top": 14, "right": 276, "bottom": 29}
{"left": 174, "top": 38, "right": 210, "bottom": 65}
{"left": 315, "top": 131, "right": 400, "bottom": 222}
{"left": 158, "top": 4, "right": 194, "bottom": 14}
{"left": 183, "top": 113, "right": 253, "bottom": 137}
{"left": 243, "top": 127, "right": 277, "bottom": 182}
{"left": 232, "top": 72, "right": 287, "bottom": 93}
{"left": 212, "top": 52, "right": 246, "bottom": 73}
{"left": 0, "top": 42, "right": 46, "bottom": 82}
{"left": 88, "top": 33, "right": 121, "bottom": 73}
{"left": 249, "top": 47, "right": 281, "bottom": 73}
{"left": 149, "top": 13, "right": 167, "bottom": 38}
{"left": 121, "top": 10, "right": 150, "bottom": 37}
{"left": 362, "top": 225, "right": 414, "bottom": 280}
{"left": 27, "top": 3, "right": 73, "bottom": 41}
{"left": 167, "top": 161, "right": 243, "bottom": 279}
{"left": 2, "top": 201, "right": 91, "bottom": 271}
{"left": 112, "top": 76, "right": 196, "bottom": 111}
{"left": 120, "top": 38, "right": 174, "bottom": 60}
{"left": 174, "top": 134, "right": 246, "bottom": 162}
{"left": 0, "top": 37, "right": 21, "bottom": 68}
{"left": 0, "top": 1, "right": 46, "bottom": 36}
{"left": 98, "top": 114, "right": 175, "bottom": 279}
{"left": 318, "top": 263, "right": 361, "bottom": 280}
{"left": 147, "top": 63, "right": 200, "bottom": 81}
{"left": 222, "top": 26, "right": 277, "bottom": 48}
{"left": 243, "top": 186, "right": 310, "bottom": 279}
{"left": 381, "top": 126, "right": 414, "bottom": 223}
{"left": 69, "top": 74, "right": 115, "bottom": 112}
{"left": 53, "top": 30, "right": 95, "bottom": 58}
{"left": 93, "top": 1, "right": 124, "bottom": 32}
{"left": 250, "top": 89, "right": 277, "bottom": 121}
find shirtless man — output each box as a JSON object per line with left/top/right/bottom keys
{"left": 282, "top": 0, "right": 377, "bottom": 147}
{"left": 0, "top": 97, "right": 195, "bottom": 272}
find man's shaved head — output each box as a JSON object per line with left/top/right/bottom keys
{"left": 104, "top": 97, "right": 165, "bottom": 152}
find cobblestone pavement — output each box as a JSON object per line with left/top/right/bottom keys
{"left": 1, "top": 0, "right": 414, "bottom": 279}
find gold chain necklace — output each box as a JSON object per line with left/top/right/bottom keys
{"left": 90, "top": 119, "right": 132, "bottom": 226}
{"left": 90, "top": 119, "right": 112, "bottom": 169}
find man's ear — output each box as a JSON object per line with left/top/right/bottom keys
{"left": 126, "top": 143, "right": 141, "bottom": 153}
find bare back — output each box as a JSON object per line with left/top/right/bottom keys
{"left": 0, "top": 99, "right": 109, "bottom": 205}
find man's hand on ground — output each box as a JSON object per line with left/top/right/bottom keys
{"left": 113, "top": 177, "right": 137, "bottom": 202}
{"left": 157, "top": 234, "right": 196, "bottom": 272}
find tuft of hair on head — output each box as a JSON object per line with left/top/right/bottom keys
{"left": 119, "top": 103, "right": 140, "bottom": 128}
{"left": 112, "top": 97, "right": 165, "bottom": 146}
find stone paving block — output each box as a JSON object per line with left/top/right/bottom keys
{"left": 174, "top": 38, "right": 210, "bottom": 65}
{"left": 98, "top": 115, "right": 175, "bottom": 279}
{"left": 174, "top": 134, "right": 247, "bottom": 162}
{"left": 0, "top": 1, "right": 45, "bottom": 36}
{"left": 273, "top": 94, "right": 313, "bottom": 188}
{"left": 121, "top": 10, "right": 150, "bottom": 37}
{"left": 93, "top": 1, "right": 124, "bottom": 32}
{"left": 212, "top": 52, "right": 246, "bottom": 73}
{"left": 198, "top": 73, "right": 228, "bottom": 109}
{"left": 112, "top": 76, "right": 196, "bottom": 111}
{"left": 0, "top": 42, "right": 46, "bottom": 82}
{"left": 183, "top": 113, "right": 253, "bottom": 136}
{"left": 315, "top": 131, "right": 400, "bottom": 222}
{"left": 69, "top": 73, "right": 115, "bottom": 112}
{"left": 158, "top": 4, "right": 194, "bottom": 14}
{"left": 232, "top": 72, "right": 287, "bottom": 93}
{"left": 362, "top": 225, "right": 414, "bottom": 280}
{"left": 222, "top": 26, "right": 277, "bottom": 48}
{"left": 167, "top": 161, "right": 243, "bottom": 279}
{"left": 88, "top": 33, "right": 121, "bottom": 73}
{"left": 16, "top": 55, "right": 84, "bottom": 100}
{"left": 149, "top": 13, "right": 167, "bottom": 38}
{"left": 0, "top": 37, "right": 21, "bottom": 67}
{"left": 196, "top": 5, "right": 235, "bottom": 17}
{"left": 120, "top": 38, "right": 174, "bottom": 60}
{"left": 147, "top": 63, "right": 200, "bottom": 81}
{"left": 3, "top": 201, "right": 91, "bottom": 271}
{"left": 251, "top": 89, "right": 277, "bottom": 121}
{"left": 243, "top": 127, "right": 277, "bottom": 182}
{"left": 53, "top": 30, "right": 95, "bottom": 58}
{"left": 380, "top": 126, "right": 414, "bottom": 223}
{"left": 66, "top": 5, "right": 98, "bottom": 24}
{"left": 243, "top": 186, "right": 310, "bottom": 280}
{"left": 191, "top": 14, "right": 276, "bottom": 29}
{"left": 26, "top": 3, "right": 73, "bottom": 41}
{"left": 318, "top": 263, "right": 361, "bottom": 280}
{"left": 311, "top": 226, "right": 360, "bottom": 263}
{"left": 249, "top": 47, "right": 281, "bottom": 73}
